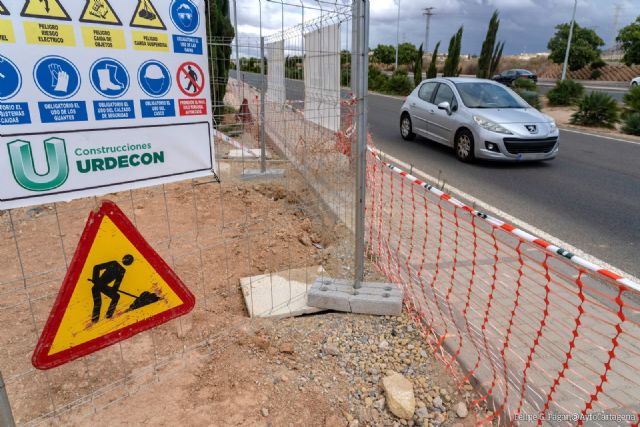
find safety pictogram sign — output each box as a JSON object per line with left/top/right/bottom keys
{"left": 176, "top": 61, "right": 203, "bottom": 97}
{"left": 0, "top": 1, "right": 9, "bottom": 16}
{"left": 80, "top": 0, "right": 122, "bottom": 26}
{"left": 130, "top": 0, "right": 166, "bottom": 30}
{"left": 32, "top": 200, "right": 195, "bottom": 370}
{"left": 21, "top": 0, "right": 71, "bottom": 21}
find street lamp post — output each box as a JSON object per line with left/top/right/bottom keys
{"left": 395, "top": 0, "right": 400, "bottom": 70}
{"left": 561, "top": 0, "right": 578, "bottom": 81}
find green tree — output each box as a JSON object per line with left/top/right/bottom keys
{"left": 426, "top": 41, "right": 440, "bottom": 79}
{"left": 372, "top": 44, "right": 395, "bottom": 64}
{"left": 477, "top": 10, "right": 505, "bottom": 78}
{"left": 547, "top": 23, "right": 604, "bottom": 71}
{"left": 413, "top": 43, "right": 424, "bottom": 87}
{"left": 443, "top": 27, "right": 463, "bottom": 77}
{"left": 207, "top": 0, "right": 234, "bottom": 122}
{"left": 398, "top": 42, "right": 418, "bottom": 65}
{"left": 617, "top": 17, "right": 640, "bottom": 66}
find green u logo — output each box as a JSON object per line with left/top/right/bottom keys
{"left": 8, "top": 138, "right": 69, "bottom": 192}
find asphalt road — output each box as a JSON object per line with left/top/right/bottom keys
{"left": 234, "top": 71, "right": 640, "bottom": 278}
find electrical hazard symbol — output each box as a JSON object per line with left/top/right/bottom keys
{"left": 21, "top": 0, "right": 71, "bottom": 21}
{"left": 130, "top": 0, "right": 166, "bottom": 30}
{"left": 0, "top": 1, "right": 9, "bottom": 16}
{"left": 32, "top": 200, "right": 195, "bottom": 370}
{"left": 80, "top": 0, "right": 122, "bottom": 26}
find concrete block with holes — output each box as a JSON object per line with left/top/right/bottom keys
{"left": 307, "top": 277, "right": 403, "bottom": 316}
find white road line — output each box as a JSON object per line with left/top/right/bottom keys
{"left": 376, "top": 150, "right": 640, "bottom": 284}
{"left": 560, "top": 128, "right": 640, "bottom": 146}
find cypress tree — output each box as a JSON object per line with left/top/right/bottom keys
{"left": 414, "top": 43, "right": 424, "bottom": 87}
{"left": 426, "top": 42, "right": 440, "bottom": 78}
{"left": 207, "top": 0, "right": 235, "bottom": 123}
{"left": 477, "top": 11, "right": 501, "bottom": 78}
{"left": 443, "top": 27, "right": 463, "bottom": 77}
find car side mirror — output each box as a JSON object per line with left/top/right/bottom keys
{"left": 437, "top": 101, "right": 452, "bottom": 115}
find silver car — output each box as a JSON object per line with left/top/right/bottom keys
{"left": 399, "top": 77, "right": 559, "bottom": 162}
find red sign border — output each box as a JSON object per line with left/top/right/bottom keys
{"left": 176, "top": 61, "right": 205, "bottom": 97}
{"left": 32, "top": 200, "right": 196, "bottom": 370}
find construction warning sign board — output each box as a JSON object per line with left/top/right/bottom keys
{"left": 32, "top": 200, "right": 195, "bottom": 370}
{"left": 79, "top": 0, "right": 122, "bottom": 26}
{"left": 130, "top": 0, "right": 166, "bottom": 30}
{"left": 21, "top": 0, "right": 71, "bottom": 21}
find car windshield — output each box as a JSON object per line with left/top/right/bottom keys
{"left": 455, "top": 82, "right": 528, "bottom": 109}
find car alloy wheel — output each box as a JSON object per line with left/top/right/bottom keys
{"left": 400, "top": 114, "right": 415, "bottom": 140}
{"left": 455, "top": 130, "right": 474, "bottom": 162}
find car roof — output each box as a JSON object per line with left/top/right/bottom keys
{"left": 433, "top": 77, "right": 500, "bottom": 84}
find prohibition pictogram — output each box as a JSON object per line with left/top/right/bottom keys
{"left": 176, "top": 61, "right": 203, "bottom": 97}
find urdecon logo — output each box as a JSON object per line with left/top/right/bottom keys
{"left": 8, "top": 138, "right": 69, "bottom": 191}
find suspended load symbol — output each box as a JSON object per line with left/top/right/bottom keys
{"left": 80, "top": 0, "right": 122, "bottom": 26}
{"left": 130, "top": 0, "right": 166, "bottom": 30}
{"left": 21, "top": 0, "right": 71, "bottom": 21}
{"left": 32, "top": 201, "right": 195, "bottom": 370}
{"left": 0, "top": 1, "right": 9, "bottom": 16}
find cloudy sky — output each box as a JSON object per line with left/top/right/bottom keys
{"left": 234, "top": 0, "right": 638, "bottom": 55}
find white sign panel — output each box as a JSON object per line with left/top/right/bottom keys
{"left": 0, "top": 0, "right": 214, "bottom": 209}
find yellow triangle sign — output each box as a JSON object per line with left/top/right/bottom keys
{"left": 79, "top": 0, "right": 122, "bottom": 26}
{"left": 130, "top": 0, "right": 166, "bottom": 30}
{"left": 32, "top": 201, "right": 195, "bottom": 370}
{"left": 0, "top": 1, "right": 9, "bottom": 16}
{"left": 21, "top": 0, "right": 71, "bottom": 21}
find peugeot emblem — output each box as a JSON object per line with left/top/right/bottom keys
{"left": 525, "top": 125, "right": 537, "bottom": 134}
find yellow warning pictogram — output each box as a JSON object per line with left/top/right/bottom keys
{"left": 0, "top": 1, "right": 9, "bottom": 16}
{"left": 80, "top": 0, "right": 122, "bottom": 26}
{"left": 32, "top": 201, "right": 195, "bottom": 370}
{"left": 130, "top": 0, "right": 166, "bottom": 30}
{"left": 21, "top": 0, "right": 71, "bottom": 21}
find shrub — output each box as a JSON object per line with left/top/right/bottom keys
{"left": 512, "top": 78, "right": 537, "bottom": 91}
{"left": 368, "top": 66, "right": 390, "bottom": 92}
{"left": 386, "top": 70, "right": 414, "bottom": 96}
{"left": 590, "top": 59, "right": 606, "bottom": 69}
{"left": 516, "top": 89, "right": 541, "bottom": 109}
{"left": 622, "top": 112, "right": 640, "bottom": 135}
{"left": 623, "top": 85, "right": 640, "bottom": 113}
{"left": 547, "top": 79, "right": 585, "bottom": 106}
{"left": 570, "top": 91, "right": 620, "bottom": 128}
{"left": 341, "top": 68, "right": 350, "bottom": 87}
{"left": 590, "top": 69, "right": 602, "bottom": 80}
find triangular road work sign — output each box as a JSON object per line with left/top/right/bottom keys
{"left": 21, "top": 0, "right": 71, "bottom": 21}
{"left": 32, "top": 201, "right": 195, "bottom": 370}
{"left": 130, "top": 0, "right": 166, "bottom": 30}
{"left": 80, "top": 0, "right": 122, "bottom": 26}
{"left": 0, "top": 1, "right": 9, "bottom": 16}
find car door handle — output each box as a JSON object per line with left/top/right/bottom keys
{"left": 410, "top": 103, "right": 416, "bottom": 107}
{"left": 429, "top": 109, "right": 435, "bottom": 114}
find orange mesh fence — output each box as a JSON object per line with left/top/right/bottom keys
{"left": 364, "top": 146, "right": 640, "bottom": 426}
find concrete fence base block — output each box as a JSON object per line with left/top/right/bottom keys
{"left": 241, "top": 169, "right": 286, "bottom": 180}
{"left": 307, "top": 277, "right": 403, "bottom": 316}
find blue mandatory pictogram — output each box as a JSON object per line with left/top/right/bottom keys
{"left": 170, "top": 0, "right": 199, "bottom": 35}
{"left": 90, "top": 58, "right": 130, "bottom": 99}
{"left": 33, "top": 56, "right": 81, "bottom": 100}
{"left": 138, "top": 60, "right": 171, "bottom": 98}
{"left": 0, "top": 55, "right": 22, "bottom": 101}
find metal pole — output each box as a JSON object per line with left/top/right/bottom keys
{"left": 561, "top": 0, "right": 578, "bottom": 81}
{"left": 0, "top": 371, "right": 16, "bottom": 427}
{"left": 260, "top": 36, "right": 267, "bottom": 173}
{"left": 394, "top": 0, "right": 400, "bottom": 71}
{"left": 423, "top": 7, "right": 435, "bottom": 54}
{"left": 233, "top": 0, "right": 240, "bottom": 75}
{"left": 354, "top": 0, "right": 369, "bottom": 289}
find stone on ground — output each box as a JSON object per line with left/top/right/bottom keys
{"left": 382, "top": 372, "right": 415, "bottom": 420}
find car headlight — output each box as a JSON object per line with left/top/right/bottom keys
{"left": 548, "top": 120, "right": 558, "bottom": 132}
{"left": 473, "top": 115, "right": 513, "bottom": 135}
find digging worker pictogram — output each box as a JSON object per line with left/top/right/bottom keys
{"left": 89, "top": 254, "right": 134, "bottom": 322}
